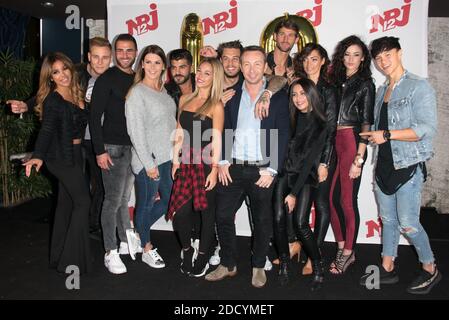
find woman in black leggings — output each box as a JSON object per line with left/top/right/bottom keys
{"left": 24, "top": 52, "right": 91, "bottom": 274}
{"left": 273, "top": 78, "right": 327, "bottom": 290}
{"left": 168, "top": 58, "right": 224, "bottom": 277}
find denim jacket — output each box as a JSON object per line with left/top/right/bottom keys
{"left": 373, "top": 71, "right": 437, "bottom": 169}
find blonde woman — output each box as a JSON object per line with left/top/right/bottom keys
{"left": 168, "top": 58, "right": 224, "bottom": 277}
{"left": 24, "top": 52, "right": 91, "bottom": 274}
{"left": 125, "top": 45, "right": 176, "bottom": 269}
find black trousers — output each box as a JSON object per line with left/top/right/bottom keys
{"left": 82, "top": 140, "right": 104, "bottom": 229}
{"left": 173, "top": 166, "right": 216, "bottom": 255}
{"left": 273, "top": 174, "right": 321, "bottom": 262}
{"left": 46, "top": 145, "right": 92, "bottom": 274}
{"left": 215, "top": 165, "right": 274, "bottom": 269}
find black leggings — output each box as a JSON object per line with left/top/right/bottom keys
{"left": 46, "top": 145, "right": 92, "bottom": 274}
{"left": 274, "top": 175, "right": 321, "bottom": 261}
{"left": 173, "top": 166, "right": 216, "bottom": 255}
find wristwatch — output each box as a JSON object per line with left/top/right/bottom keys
{"left": 383, "top": 130, "right": 391, "bottom": 141}
{"left": 354, "top": 154, "right": 364, "bottom": 167}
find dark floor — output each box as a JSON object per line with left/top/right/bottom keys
{"left": 0, "top": 198, "right": 448, "bottom": 301}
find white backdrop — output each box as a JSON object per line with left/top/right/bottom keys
{"left": 108, "top": 0, "right": 429, "bottom": 244}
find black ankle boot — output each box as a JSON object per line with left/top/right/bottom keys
{"left": 180, "top": 247, "right": 194, "bottom": 275}
{"left": 278, "top": 256, "right": 290, "bottom": 286}
{"left": 311, "top": 259, "right": 324, "bottom": 291}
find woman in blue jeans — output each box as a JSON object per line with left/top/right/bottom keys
{"left": 125, "top": 45, "right": 176, "bottom": 268}
{"left": 360, "top": 36, "right": 441, "bottom": 295}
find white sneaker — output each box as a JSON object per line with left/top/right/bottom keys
{"left": 104, "top": 249, "right": 127, "bottom": 274}
{"left": 264, "top": 256, "right": 273, "bottom": 271}
{"left": 125, "top": 229, "right": 141, "bottom": 260}
{"left": 192, "top": 238, "right": 200, "bottom": 261}
{"left": 142, "top": 248, "right": 165, "bottom": 268}
{"left": 209, "top": 245, "right": 221, "bottom": 266}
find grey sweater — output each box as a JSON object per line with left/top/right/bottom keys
{"left": 125, "top": 83, "right": 176, "bottom": 174}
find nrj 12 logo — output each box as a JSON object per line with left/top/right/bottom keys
{"left": 202, "top": 0, "right": 238, "bottom": 36}
{"left": 296, "top": 0, "right": 322, "bottom": 27}
{"left": 126, "top": 3, "right": 159, "bottom": 36}
{"left": 370, "top": 0, "right": 411, "bottom": 33}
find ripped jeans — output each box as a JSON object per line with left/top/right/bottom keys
{"left": 374, "top": 166, "right": 434, "bottom": 264}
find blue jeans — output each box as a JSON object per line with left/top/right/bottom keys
{"left": 134, "top": 161, "right": 172, "bottom": 247}
{"left": 374, "top": 167, "right": 434, "bottom": 264}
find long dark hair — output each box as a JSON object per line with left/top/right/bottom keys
{"left": 289, "top": 78, "right": 326, "bottom": 134}
{"left": 329, "top": 35, "right": 372, "bottom": 85}
{"left": 293, "top": 43, "right": 330, "bottom": 83}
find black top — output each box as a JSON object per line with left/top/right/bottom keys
{"left": 33, "top": 91, "right": 87, "bottom": 166}
{"left": 284, "top": 111, "right": 327, "bottom": 196}
{"left": 89, "top": 66, "right": 134, "bottom": 155}
{"left": 179, "top": 110, "right": 213, "bottom": 150}
{"left": 375, "top": 102, "right": 417, "bottom": 195}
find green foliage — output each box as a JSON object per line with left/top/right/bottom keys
{"left": 0, "top": 49, "right": 52, "bottom": 207}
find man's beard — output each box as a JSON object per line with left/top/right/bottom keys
{"left": 224, "top": 70, "right": 240, "bottom": 79}
{"left": 174, "top": 74, "right": 190, "bottom": 85}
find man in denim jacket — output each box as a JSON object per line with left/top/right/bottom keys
{"left": 359, "top": 37, "right": 441, "bottom": 295}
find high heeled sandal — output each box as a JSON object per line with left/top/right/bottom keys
{"left": 329, "top": 248, "right": 343, "bottom": 272}
{"left": 329, "top": 251, "right": 355, "bottom": 275}
{"left": 302, "top": 258, "right": 313, "bottom": 275}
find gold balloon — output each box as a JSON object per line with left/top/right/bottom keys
{"left": 181, "top": 13, "right": 204, "bottom": 73}
{"left": 260, "top": 13, "right": 318, "bottom": 54}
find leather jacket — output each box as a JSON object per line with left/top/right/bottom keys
{"left": 336, "top": 74, "right": 375, "bottom": 128}
{"left": 316, "top": 78, "right": 337, "bottom": 166}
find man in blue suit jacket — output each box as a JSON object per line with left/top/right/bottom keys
{"left": 205, "top": 46, "right": 290, "bottom": 288}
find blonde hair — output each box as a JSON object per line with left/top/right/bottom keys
{"left": 35, "top": 52, "right": 84, "bottom": 119}
{"left": 182, "top": 58, "right": 224, "bottom": 118}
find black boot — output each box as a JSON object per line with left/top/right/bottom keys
{"left": 278, "top": 255, "right": 290, "bottom": 286}
{"left": 180, "top": 247, "right": 194, "bottom": 275}
{"left": 310, "top": 259, "right": 324, "bottom": 291}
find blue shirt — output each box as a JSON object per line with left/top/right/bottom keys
{"left": 232, "top": 79, "right": 266, "bottom": 162}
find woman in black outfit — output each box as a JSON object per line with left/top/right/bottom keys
{"left": 293, "top": 43, "right": 337, "bottom": 275}
{"left": 273, "top": 78, "right": 327, "bottom": 290}
{"left": 24, "top": 52, "right": 91, "bottom": 274}
{"left": 168, "top": 58, "right": 224, "bottom": 277}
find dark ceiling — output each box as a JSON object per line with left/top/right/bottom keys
{"left": 0, "top": 0, "right": 107, "bottom": 19}
{"left": 0, "top": 0, "right": 448, "bottom": 19}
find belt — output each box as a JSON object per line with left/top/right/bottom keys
{"left": 232, "top": 158, "right": 263, "bottom": 167}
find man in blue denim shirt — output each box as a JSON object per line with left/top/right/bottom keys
{"left": 359, "top": 37, "right": 441, "bottom": 295}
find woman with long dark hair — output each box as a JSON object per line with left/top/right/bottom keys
{"left": 327, "top": 35, "right": 375, "bottom": 274}
{"left": 273, "top": 78, "right": 327, "bottom": 290}
{"left": 24, "top": 52, "right": 91, "bottom": 274}
{"left": 292, "top": 43, "right": 337, "bottom": 275}
{"left": 168, "top": 58, "right": 224, "bottom": 277}
{"left": 125, "top": 45, "right": 176, "bottom": 269}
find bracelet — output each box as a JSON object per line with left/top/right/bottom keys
{"left": 263, "top": 89, "right": 273, "bottom": 98}
{"left": 359, "top": 138, "right": 369, "bottom": 145}
{"left": 211, "top": 163, "right": 219, "bottom": 168}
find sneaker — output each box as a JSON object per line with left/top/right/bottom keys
{"left": 209, "top": 246, "right": 221, "bottom": 266}
{"left": 264, "top": 256, "right": 273, "bottom": 271}
{"left": 104, "top": 250, "right": 127, "bottom": 274}
{"left": 191, "top": 253, "right": 209, "bottom": 278}
{"left": 252, "top": 267, "right": 267, "bottom": 288}
{"left": 360, "top": 265, "right": 399, "bottom": 287}
{"left": 407, "top": 267, "right": 442, "bottom": 295}
{"left": 205, "top": 264, "right": 237, "bottom": 281}
{"left": 125, "top": 229, "right": 141, "bottom": 260}
{"left": 180, "top": 247, "right": 195, "bottom": 275}
{"left": 192, "top": 238, "right": 200, "bottom": 261}
{"left": 142, "top": 248, "right": 165, "bottom": 269}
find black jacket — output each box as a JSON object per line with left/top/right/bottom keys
{"left": 32, "top": 92, "right": 82, "bottom": 166}
{"left": 223, "top": 82, "right": 290, "bottom": 172}
{"left": 316, "top": 78, "right": 337, "bottom": 166}
{"left": 336, "top": 74, "right": 375, "bottom": 128}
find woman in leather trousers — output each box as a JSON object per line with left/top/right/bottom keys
{"left": 273, "top": 78, "right": 327, "bottom": 290}
{"left": 292, "top": 43, "right": 337, "bottom": 274}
